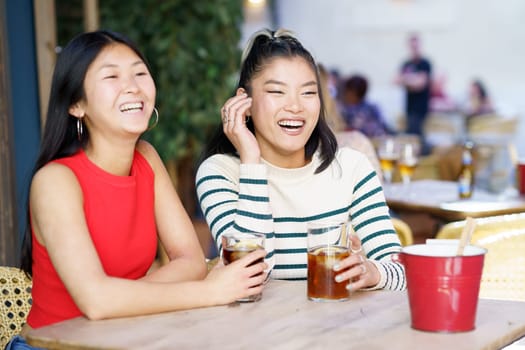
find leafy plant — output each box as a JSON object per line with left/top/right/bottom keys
{"left": 99, "top": 0, "right": 243, "bottom": 162}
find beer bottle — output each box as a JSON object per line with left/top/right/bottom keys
{"left": 458, "top": 141, "right": 474, "bottom": 199}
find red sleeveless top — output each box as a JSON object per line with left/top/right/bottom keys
{"left": 28, "top": 149, "right": 157, "bottom": 328}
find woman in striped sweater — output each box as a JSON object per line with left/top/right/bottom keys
{"left": 196, "top": 28, "right": 405, "bottom": 292}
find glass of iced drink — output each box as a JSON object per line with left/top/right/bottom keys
{"left": 221, "top": 231, "right": 265, "bottom": 302}
{"left": 307, "top": 221, "right": 351, "bottom": 302}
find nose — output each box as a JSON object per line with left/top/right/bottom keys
{"left": 284, "top": 93, "right": 302, "bottom": 113}
{"left": 123, "top": 74, "right": 139, "bottom": 93}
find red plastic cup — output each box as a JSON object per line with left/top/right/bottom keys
{"left": 394, "top": 244, "right": 486, "bottom": 332}
{"left": 517, "top": 160, "right": 525, "bottom": 195}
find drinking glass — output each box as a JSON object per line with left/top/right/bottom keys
{"left": 307, "top": 221, "right": 352, "bottom": 302}
{"left": 221, "top": 231, "right": 265, "bottom": 302}
{"left": 398, "top": 143, "right": 419, "bottom": 184}
{"left": 377, "top": 137, "right": 399, "bottom": 183}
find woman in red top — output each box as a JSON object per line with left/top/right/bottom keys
{"left": 14, "top": 30, "right": 266, "bottom": 345}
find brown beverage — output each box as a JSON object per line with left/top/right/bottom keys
{"left": 222, "top": 243, "right": 264, "bottom": 266}
{"left": 222, "top": 241, "right": 264, "bottom": 302}
{"left": 307, "top": 245, "right": 350, "bottom": 301}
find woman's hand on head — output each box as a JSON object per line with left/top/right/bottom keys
{"left": 221, "top": 91, "right": 260, "bottom": 163}
{"left": 205, "top": 249, "right": 268, "bottom": 305}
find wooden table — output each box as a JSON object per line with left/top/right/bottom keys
{"left": 26, "top": 280, "right": 525, "bottom": 350}
{"left": 384, "top": 180, "right": 525, "bottom": 222}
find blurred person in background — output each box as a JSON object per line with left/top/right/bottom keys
{"left": 396, "top": 33, "right": 432, "bottom": 153}
{"left": 463, "top": 79, "right": 494, "bottom": 118}
{"left": 429, "top": 72, "right": 457, "bottom": 113}
{"left": 341, "top": 74, "right": 393, "bottom": 138}
{"left": 327, "top": 68, "right": 342, "bottom": 100}
{"left": 318, "top": 64, "right": 382, "bottom": 180}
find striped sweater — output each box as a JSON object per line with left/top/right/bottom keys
{"left": 196, "top": 147, "right": 405, "bottom": 290}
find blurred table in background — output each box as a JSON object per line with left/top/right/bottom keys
{"left": 383, "top": 180, "right": 525, "bottom": 241}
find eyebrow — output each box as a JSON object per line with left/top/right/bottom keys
{"left": 264, "top": 79, "right": 317, "bottom": 87}
{"left": 98, "top": 60, "right": 145, "bottom": 71}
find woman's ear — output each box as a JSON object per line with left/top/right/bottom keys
{"left": 236, "top": 88, "right": 251, "bottom": 116}
{"left": 236, "top": 87, "right": 247, "bottom": 96}
{"left": 68, "top": 102, "right": 85, "bottom": 119}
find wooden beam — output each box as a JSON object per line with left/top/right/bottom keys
{"left": 83, "top": 0, "right": 99, "bottom": 31}
{"left": 33, "top": 0, "right": 57, "bottom": 128}
{"left": 0, "top": 0, "right": 19, "bottom": 265}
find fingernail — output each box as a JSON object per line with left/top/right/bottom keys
{"left": 333, "top": 263, "right": 340, "bottom": 271}
{"left": 335, "top": 275, "right": 343, "bottom": 283}
{"left": 346, "top": 283, "right": 353, "bottom": 291}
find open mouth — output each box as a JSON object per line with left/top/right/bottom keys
{"left": 278, "top": 119, "right": 305, "bottom": 131}
{"left": 120, "top": 102, "right": 143, "bottom": 113}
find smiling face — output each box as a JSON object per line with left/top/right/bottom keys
{"left": 248, "top": 56, "right": 320, "bottom": 168}
{"left": 69, "top": 43, "right": 156, "bottom": 145}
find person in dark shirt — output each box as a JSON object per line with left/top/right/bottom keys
{"left": 396, "top": 33, "right": 432, "bottom": 152}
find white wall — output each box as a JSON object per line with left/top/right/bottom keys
{"left": 242, "top": 0, "right": 525, "bottom": 156}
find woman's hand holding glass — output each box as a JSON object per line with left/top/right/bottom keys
{"left": 205, "top": 249, "right": 268, "bottom": 305}
{"left": 332, "top": 234, "right": 380, "bottom": 291}
{"left": 221, "top": 90, "right": 259, "bottom": 164}
{"left": 333, "top": 234, "right": 381, "bottom": 292}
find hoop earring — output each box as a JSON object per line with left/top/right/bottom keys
{"left": 147, "top": 108, "right": 159, "bottom": 131}
{"left": 77, "top": 118, "right": 83, "bottom": 141}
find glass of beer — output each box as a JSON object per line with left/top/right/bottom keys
{"left": 377, "top": 137, "right": 399, "bottom": 183}
{"left": 221, "top": 231, "right": 265, "bottom": 302}
{"left": 398, "top": 143, "right": 419, "bottom": 184}
{"left": 307, "top": 221, "right": 351, "bottom": 302}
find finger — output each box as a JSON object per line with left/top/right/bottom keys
{"left": 229, "top": 98, "right": 252, "bottom": 126}
{"left": 246, "top": 283, "right": 264, "bottom": 296}
{"left": 359, "top": 262, "right": 367, "bottom": 275}
{"left": 334, "top": 264, "right": 364, "bottom": 283}
{"left": 347, "top": 279, "right": 366, "bottom": 292}
{"left": 223, "top": 93, "right": 248, "bottom": 113}
{"left": 333, "top": 253, "right": 362, "bottom": 271}
{"left": 232, "top": 249, "right": 266, "bottom": 267}
{"left": 221, "top": 106, "right": 230, "bottom": 125}
{"left": 345, "top": 261, "right": 371, "bottom": 292}
{"left": 221, "top": 96, "right": 241, "bottom": 124}
{"left": 349, "top": 234, "right": 363, "bottom": 254}
{"left": 249, "top": 271, "right": 268, "bottom": 287}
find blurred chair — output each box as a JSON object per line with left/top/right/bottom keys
{"left": 0, "top": 267, "right": 32, "bottom": 349}
{"left": 423, "top": 113, "right": 463, "bottom": 148}
{"left": 436, "top": 213, "right": 525, "bottom": 301}
{"left": 392, "top": 218, "right": 414, "bottom": 246}
{"left": 412, "top": 152, "right": 440, "bottom": 181}
{"left": 467, "top": 113, "right": 518, "bottom": 144}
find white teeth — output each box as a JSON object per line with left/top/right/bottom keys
{"left": 120, "top": 102, "right": 142, "bottom": 112}
{"left": 278, "top": 120, "right": 304, "bottom": 127}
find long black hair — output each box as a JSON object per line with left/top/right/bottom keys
{"left": 20, "top": 30, "right": 150, "bottom": 275}
{"left": 200, "top": 28, "right": 337, "bottom": 174}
